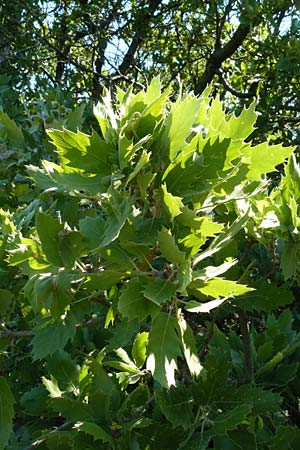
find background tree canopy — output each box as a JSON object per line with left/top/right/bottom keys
{"left": 1, "top": 0, "right": 300, "bottom": 142}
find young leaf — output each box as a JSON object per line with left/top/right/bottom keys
{"left": 0, "top": 377, "right": 14, "bottom": 450}
{"left": 161, "top": 183, "right": 183, "bottom": 220}
{"left": 146, "top": 312, "right": 182, "bottom": 388}
{"left": 132, "top": 332, "right": 149, "bottom": 368}
{"left": 42, "top": 375, "right": 63, "bottom": 398}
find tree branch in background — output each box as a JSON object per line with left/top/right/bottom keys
{"left": 117, "top": 0, "right": 163, "bottom": 75}
{"left": 194, "top": 20, "right": 252, "bottom": 95}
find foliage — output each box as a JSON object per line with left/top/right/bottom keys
{"left": 1, "top": 79, "right": 300, "bottom": 449}
{"left": 1, "top": 1, "right": 300, "bottom": 144}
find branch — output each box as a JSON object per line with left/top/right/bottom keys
{"left": 194, "top": 20, "right": 252, "bottom": 95}
{"left": 0, "top": 316, "right": 105, "bottom": 340}
{"left": 117, "top": 0, "right": 163, "bottom": 75}
{"left": 22, "top": 421, "right": 72, "bottom": 450}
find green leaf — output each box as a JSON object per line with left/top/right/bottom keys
{"left": 270, "top": 425, "right": 300, "bottom": 450}
{"left": 0, "top": 377, "right": 14, "bottom": 450}
{"left": 211, "top": 403, "right": 253, "bottom": 436}
{"left": 48, "top": 128, "right": 115, "bottom": 175}
{"left": 27, "top": 161, "right": 110, "bottom": 195}
{"left": 74, "top": 421, "right": 113, "bottom": 445}
{"left": 82, "top": 271, "right": 128, "bottom": 290}
{"left": 191, "top": 278, "right": 254, "bottom": 299}
{"left": 177, "top": 315, "right": 203, "bottom": 377}
{"left": 193, "top": 213, "right": 249, "bottom": 266}
{"left": 158, "top": 227, "right": 185, "bottom": 264}
{"left": 42, "top": 375, "right": 63, "bottom": 398}
{"left": 243, "top": 142, "right": 294, "bottom": 181}
{"left": 31, "top": 314, "right": 76, "bottom": 360}
{"left": 79, "top": 216, "right": 106, "bottom": 250}
{"left": 162, "top": 95, "right": 200, "bottom": 161}
{"left": 0, "top": 112, "right": 24, "bottom": 147}
{"left": 236, "top": 280, "right": 293, "bottom": 312}
{"left": 36, "top": 212, "right": 64, "bottom": 266}
{"left": 119, "top": 279, "right": 160, "bottom": 320}
{"left": 100, "top": 198, "right": 132, "bottom": 248}
{"left": 185, "top": 297, "right": 228, "bottom": 313}
{"left": 125, "top": 150, "right": 151, "bottom": 186}
{"left": 146, "top": 312, "right": 182, "bottom": 388}
{"left": 28, "top": 273, "right": 72, "bottom": 318}
{"left": 156, "top": 384, "right": 193, "bottom": 430}
{"left": 143, "top": 279, "right": 177, "bottom": 306}
{"left": 20, "top": 385, "right": 49, "bottom": 417}
{"left": 192, "top": 348, "right": 230, "bottom": 402}
{"left": 132, "top": 332, "right": 149, "bottom": 368}
{"left": 161, "top": 183, "right": 183, "bottom": 220}
{"left": 46, "top": 351, "right": 79, "bottom": 393}
{"left": 225, "top": 102, "right": 257, "bottom": 140}
{"left": 64, "top": 103, "right": 86, "bottom": 131}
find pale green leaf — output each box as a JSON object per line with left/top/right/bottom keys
{"left": 0, "top": 112, "right": 24, "bottom": 147}
{"left": 193, "top": 213, "right": 249, "bottom": 266}
{"left": 42, "top": 375, "right": 63, "bottom": 398}
{"left": 194, "top": 278, "right": 254, "bottom": 298}
{"left": 161, "top": 183, "right": 183, "bottom": 219}
{"left": 225, "top": 102, "right": 257, "bottom": 140}
{"left": 244, "top": 142, "right": 294, "bottom": 181}
{"left": 193, "top": 260, "right": 237, "bottom": 281}
{"left": 162, "top": 95, "right": 200, "bottom": 161}
{"left": 132, "top": 332, "right": 149, "bottom": 368}
{"left": 126, "top": 150, "right": 151, "bottom": 186}
{"left": 185, "top": 298, "right": 227, "bottom": 313}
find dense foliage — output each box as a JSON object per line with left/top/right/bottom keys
{"left": 1, "top": 0, "right": 300, "bottom": 143}
{"left": 1, "top": 79, "right": 300, "bottom": 449}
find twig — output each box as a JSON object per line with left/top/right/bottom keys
{"left": 0, "top": 316, "right": 105, "bottom": 340}
{"left": 22, "top": 421, "right": 72, "bottom": 450}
